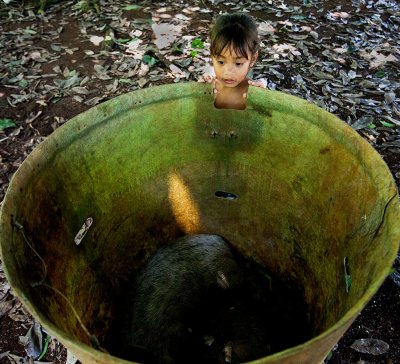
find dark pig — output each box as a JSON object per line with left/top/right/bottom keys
{"left": 120, "top": 234, "right": 271, "bottom": 364}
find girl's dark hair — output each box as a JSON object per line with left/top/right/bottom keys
{"left": 210, "top": 13, "right": 259, "bottom": 59}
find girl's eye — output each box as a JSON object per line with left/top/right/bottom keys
{"left": 236, "top": 63, "right": 243, "bottom": 66}
{"left": 218, "top": 61, "right": 224, "bottom": 65}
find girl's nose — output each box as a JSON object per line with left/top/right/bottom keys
{"left": 224, "top": 64, "right": 235, "bottom": 74}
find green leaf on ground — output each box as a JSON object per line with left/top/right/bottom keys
{"left": 375, "top": 70, "right": 386, "bottom": 78}
{"left": 191, "top": 39, "right": 204, "bottom": 49}
{"left": 380, "top": 120, "right": 396, "bottom": 128}
{"left": 68, "top": 70, "right": 78, "bottom": 77}
{"left": 123, "top": 5, "right": 141, "bottom": 10}
{"left": 24, "top": 28, "right": 37, "bottom": 35}
{"left": 142, "top": 55, "right": 157, "bottom": 66}
{"left": 119, "top": 79, "right": 133, "bottom": 84}
{"left": 51, "top": 97, "right": 61, "bottom": 104}
{"left": 37, "top": 335, "right": 51, "bottom": 361}
{"left": 0, "top": 118, "right": 16, "bottom": 130}
{"left": 190, "top": 50, "right": 198, "bottom": 58}
{"left": 347, "top": 45, "right": 357, "bottom": 53}
{"left": 51, "top": 44, "right": 62, "bottom": 52}
{"left": 116, "top": 38, "right": 131, "bottom": 44}
{"left": 19, "top": 79, "right": 28, "bottom": 88}
{"left": 367, "top": 123, "right": 376, "bottom": 129}
{"left": 291, "top": 15, "right": 307, "bottom": 20}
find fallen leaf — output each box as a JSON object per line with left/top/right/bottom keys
{"left": 191, "top": 39, "right": 204, "bottom": 49}
{"left": 350, "top": 116, "right": 375, "bottom": 130}
{"left": 0, "top": 300, "right": 14, "bottom": 317}
{"left": 360, "top": 50, "right": 398, "bottom": 69}
{"left": 142, "top": 55, "right": 157, "bottom": 66}
{"left": 71, "top": 87, "right": 89, "bottom": 95}
{"left": 271, "top": 43, "right": 301, "bottom": 58}
{"left": 380, "top": 120, "right": 396, "bottom": 128}
{"left": 89, "top": 35, "right": 104, "bottom": 46}
{"left": 152, "top": 23, "right": 182, "bottom": 50}
{"left": 350, "top": 338, "right": 389, "bottom": 355}
{"left": 84, "top": 96, "right": 104, "bottom": 106}
{"left": 0, "top": 119, "right": 16, "bottom": 130}
{"left": 138, "top": 78, "right": 148, "bottom": 88}
{"left": 330, "top": 11, "right": 351, "bottom": 19}
{"left": 123, "top": 4, "right": 141, "bottom": 10}
{"left": 19, "top": 322, "right": 43, "bottom": 359}
{"left": 312, "top": 71, "right": 334, "bottom": 80}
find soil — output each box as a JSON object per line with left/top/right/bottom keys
{"left": 0, "top": 0, "right": 399, "bottom": 363}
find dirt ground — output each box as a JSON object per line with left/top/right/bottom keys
{"left": 0, "top": 0, "right": 399, "bottom": 363}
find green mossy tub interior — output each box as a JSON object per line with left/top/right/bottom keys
{"left": 1, "top": 83, "right": 399, "bottom": 364}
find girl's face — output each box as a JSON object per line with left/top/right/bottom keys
{"left": 212, "top": 46, "right": 257, "bottom": 88}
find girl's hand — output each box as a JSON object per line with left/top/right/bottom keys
{"left": 198, "top": 75, "right": 219, "bottom": 96}
{"left": 248, "top": 78, "right": 267, "bottom": 88}
{"left": 200, "top": 76, "right": 220, "bottom": 97}
{"left": 198, "top": 74, "right": 214, "bottom": 83}
{"left": 212, "top": 77, "right": 221, "bottom": 96}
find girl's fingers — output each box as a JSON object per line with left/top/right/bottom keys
{"left": 206, "top": 74, "right": 214, "bottom": 83}
{"left": 248, "top": 78, "right": 267, "bottom": 88}
{"left": 212, "top": 78, "right": 219, "bottom": 95}
{"left": 198, "top": 74, "right": 214, "bottom": 83}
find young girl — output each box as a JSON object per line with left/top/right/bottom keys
{"left": 204, "top": 13, "right": 266, "bottom": 110}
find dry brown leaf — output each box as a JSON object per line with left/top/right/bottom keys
{"left": 360, "top": 50, "right": 398, "bottom": 69}
{"left": 0, "top": 300, "right": 14, "bottom": 317}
